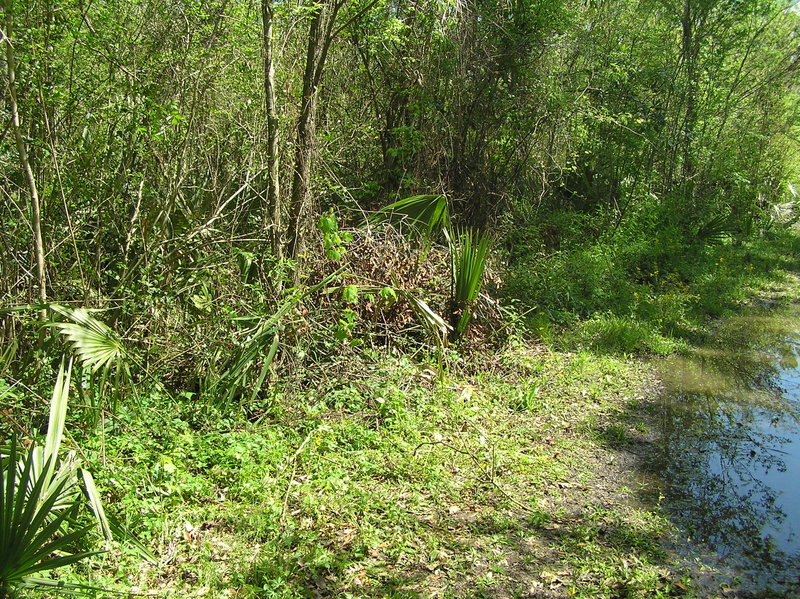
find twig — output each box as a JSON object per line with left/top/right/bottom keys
{"left": 280, "top": 427, "right": 320, "bottom": 523}
{"left": 414, "top": 439, "right": 536, "bottom": 514}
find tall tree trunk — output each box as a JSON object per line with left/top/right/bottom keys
{"left": 287, "top": 4, "right": 327, "bottom": 268}
{"left": 3, "top": 3, "right": 47, "bottom": 312}
{"left": 262, "top": 0, "right": 282, "bottom": 259}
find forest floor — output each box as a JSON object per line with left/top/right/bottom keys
{"left": 82, "top": 340, "right": 796, "bottom": 599}
{"left": 87, "top": 342, "right": 685, "bottom": 599}
{"left": 54, "top": 236, "right": 800, "bottom": 599}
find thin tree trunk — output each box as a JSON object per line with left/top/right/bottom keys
{"left": 286, "top": 1, "right": 342, "bottom": 275}
{"left": 285, "top": 0, "right": 378, "bottom": 280}
{"left": 3, "top": 4, "right": 47, "bottom": 312}
{"left": 680, "top": 0, "right": 698, "bottom": 189}
{"left": 262, "top": 0, "right": 282, "bottom": 259}
{"left": 287, "top": 5, "right": 325, "bottom": 268}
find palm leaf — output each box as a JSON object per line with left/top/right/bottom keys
{"left": 105, "top": 514, "right": 157, "bottom": 564}
{"left": 449, "top": 228, "right": 492, "bottom": 339}
{"left": 404, "top": 292, "right": 452, "bottom": 341}
{"left": 79, "top": 469, "right": 112, "bottom": 546}
{"left": 0, "top": 440, "right": 97, "bottom": 592}
{"left": 48, "top": 305, "right": 125, "bottom": 372}
{"left": 696, "top": 213, "right": 735, "bottom": 245}
{"left": 29, "top": 360, "right": 80, "bottom": 513}
{"left": 15, "top": 362, "right": 111, "bottom": 543}
{"left": 18, "top": 576, "right": 109, "bottom": 595}
{"left": 43, "top": 359, "right": 71, "bottom": 466}
{"left": 370, "top": 195, "right": 450, "bottom": 239}
{"left": 388, "top": 273, "right": 451, "bottom": 344}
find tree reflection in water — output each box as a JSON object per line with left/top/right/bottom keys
{"left": 655, "top": 306, "right": 800, "bottom": 589}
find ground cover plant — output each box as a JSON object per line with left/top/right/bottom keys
{"left": 3, "top": 0, "right": 800, "bottom": 596}
{"left": 37, "top": 347, "right": 685, "bottom": 598}
{"left": 3, "top": 225, "right": 800, "bottom": 597}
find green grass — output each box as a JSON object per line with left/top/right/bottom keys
{"left": 37, "top": 345, "right": 690, "bottom": 598}
{"left": 505, "top": 208, "right": 800, "bottom": 355}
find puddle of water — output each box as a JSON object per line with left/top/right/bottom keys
{"left": 655, "top": 305, "right": 800, "bottom": 593}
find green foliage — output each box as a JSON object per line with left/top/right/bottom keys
{"left": 32, "top": 361, "right": 111, "bottom": 541}
{"left": 505, "top": 240, "right": 625, "bottom": 323}
{"left": 3, "top": 0, "right": 800, "bottom": 595}
{"left": 0, "top": 361, "right": 109, "bottom": 596}
{"left": 566, "top": 314, "right": 683, "bottom": 356}
{"left": 334, "top": 308, "right": 360, "bottom": 345}
{"left": 447, "top": 228, "right": 492, "bottom": 340}
{"left": 394, "top": 283, "right": 451, "bottom": 344}
{"left": 319, "top": 210, "right": 353, "bottom": 261}
{"left": 341, "top": 284, "right": 359, "bottom": 304}
{"left": 503, "top": 200, "right": 800, "bottom": 354}
{"left": 379, "top": 286, "right": 397, "bottom": 306}
{"left": 370, "top": 195, "right": 449, "bottom": 240}
{"left": 0, "top": 439, "right": 99, "bottom": 597}
{"left": 696, "top": 212, "right": 737, "bottom": 246}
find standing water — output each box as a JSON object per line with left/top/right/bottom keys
{"left": 655, "top": 303, "right": 800, "bottom": 594}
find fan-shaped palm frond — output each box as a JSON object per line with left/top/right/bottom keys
{"left": 48, "top": 305, "right": 125, "bottom": 372}
{"left": 770, "top": 201, "right": 800, "bottom": 228}
{"left": 370, "top": 195, "right": 450, "bottom": 240}
{"left": 0, "top": 438, "right": 101, "bottom": 596}
{"left": 696, "top": 213, "right": 735, "bottom": 245}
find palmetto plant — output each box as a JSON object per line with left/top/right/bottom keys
{"left": 446, "top": 228, "right": 492, "bottom": 341}
{"left": 210, "top": 268, "right": 345, "bottom": 404}
{"left": 0, "top": 361, "right": 109, "bottom": 596}
{"left": 0, "top": 441, "right": 99, "bottom": 597}
{"left": 370, "top": 194, "right": 449, "bottom": 241}
{"left": 48, "top": 304, "right": 133, "bottom": 413}
{"left": 1, "top": 303, "right": 133, "bottom": 413}
{"left": 48, "top": 305, "right": 126, "bottom": 373}
{"left": 0, "top": 304, "right": 127, "bottom": 375}
{"left": 696, "top": 212, "right": 736, "bottom": 245}
{"left": 369, "top": 195, "right": 493, "bottom": 343}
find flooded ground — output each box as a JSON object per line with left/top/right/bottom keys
{"left": 655, "top": 304, "right": 800, "bottom": 595}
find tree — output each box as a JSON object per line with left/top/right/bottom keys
{"left": 285, "top": 0, "right": 379, "bottom": 276}
{"left": 262, "top": 0, "right": 282, "bottom": 259}
{"left": 2, "top": 0, "right": 46, "bottom": 313}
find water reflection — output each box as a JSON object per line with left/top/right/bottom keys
{"left": 655, "top": 306, "right": 800, "bottom": 590}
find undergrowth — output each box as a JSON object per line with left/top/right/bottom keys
{"left": 3, "top": 204, "right": 800, "bottom": 598}
{"left": 504, "top": 203, "right": 800, "bottom": 355}
{"left": 56, "top": 349, "right": 683, "bottom": 599}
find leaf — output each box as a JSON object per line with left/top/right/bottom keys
{"left": 106, "top": 514, "right": 157, "bottom": 564}
{"left": 342, "top": 285, "right": 359, "bottom": 304}
{"left": 0, "top": 440, "right": 99, "bottom": 590}
{"left": 43, "top": 359, "right": 71, "bottom": 469}
{"left": 214, "top": 269, "right": 345, "bottom": 396}
{"left": 397, "top": 288, "right": 451, "bottom": 341}
{"left": 319, "top": 210, "right": 339, "bottom": 235}
{"left": 696, "top": 213, "right": 735, "bottom": 245}
{"left": 379, "top": 286, "right": 397, "bottom": 307}
{"left": 48, "top": 305, "right": 125, "bottom": 372}
{"left": 79, "top": 469, "right": 112, "bottom": 543}
{"left": 370, "top": 195, "right": 449, "bottom": 239}
{"left": 449, "top": 228, "right": 492, "bottom": 339}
